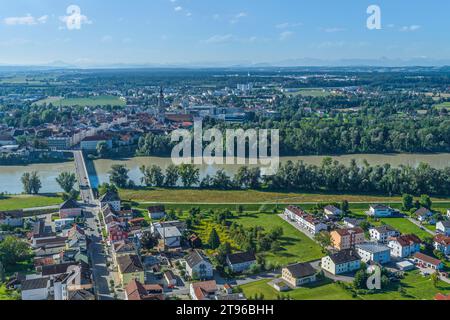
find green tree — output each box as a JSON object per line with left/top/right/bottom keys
{"left": 216, "top": 242, "right": 232, "bottom": 266}
{"left": 98, "top": 183, "right": 118, "bottom": 196}
{"left": 178, "top": 164, "right": 200, "bottom": 188}
{"left": 208, "top": 228, "right": 221, "bottom": 250}
{"left": 109, "top": 165, "right": 130, "bottom": 188}
{"left": 21, "top": 172, "right": 32, "bottom": 194}
{"left": 140, "top": 231, "right": 158, "bottom": 250}
{"left": 96, "top": 141, "right": 110, "bottom": 158}
{"left": 353, "top": 269, "right": 368, "bottom": 289}
{"left": 140, "top": 165, "right": 164, "bottom": 187}
{"left": 315, "top": 231, "right": 332, "bottom": 249}
{"left": 431, "top": 271, "right": 440, "bottom": 288}
{"left": 21, "top": 172, "right": 41, "bottom": 194}
{"left": 340, "top": 200, "right": 349, "bottom": 214}
{"left": 0, "top": 236, "right": 31, "bottom": 270}
{"left": 419, "top": 194, "right": 432, "bottom": 209}
{"left": 164, "top": 164, "right": 179, "bottom": 187}
{"left": 402, "top": 194, "right": 414, "bottom": 211}
{"left": 56, "top": 172, "right": 77, "bottom": 193}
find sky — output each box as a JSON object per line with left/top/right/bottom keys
{"left": 0, "top": 0, "right": 449, "bottom": 66}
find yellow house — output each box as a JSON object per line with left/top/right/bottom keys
{"left": 330, "top": 227, "right": 365, "bottom": 251}
{"left": 117, "top": 255, "right": 145, "bottom": 287}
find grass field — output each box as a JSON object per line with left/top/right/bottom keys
{"left": 0, "top": 286, "right": 19, "bottom": 301}
{"left": 240, "top": 270, "right": 450, "bottom": 300}
{"left": 34, "top": 95, "right": 126, "bottom": 107}
{"left": 0, "top": 194, "right": 62, "bottom": 211}
{"left": 285, "top": 88, "right": 333, "bottom": 98}
{"left": 358, "top": 270, "right": 450, "bottom": 300}
{"left": 240, "top": 278, "right": 355, "bottom": 300}
{"left": 119, "top": 188, "right": 450, "bottom": 204}
{"left": 435, "top": 101, "right": 450, "bottom": 109}
{"left": 230, "top": 212, "right": 323, "bottom": 266}
{"left": 193, "top": 219, "right": 240, "bottom": 255}
{"left": 372, "top": 218, "right": 432, "bottom": 240}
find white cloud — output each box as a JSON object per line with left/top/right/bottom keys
{"left": 322, "top": 27, "right": 346, "bottom": 33}
{"left": 204, "top": 34, "right": 235, "bottom": 44}
{"left": 203, "top": 34, "right": 266, "bottom": 44}
{"left": 3, "top": 14, "right": 48, "bottom": 26}
{"left": 279, "top": 31, "right": 294, "bottom": 40}
{"left": 400, "top": 25, "right": 421, "bottom": 32}
{"left": 174, "top": 6, "right": 183, "bottom": 12}
{"left": 101, "top": 35, "right": 113, "bottom": 42}
{"left": 230, "top": 12, "right": 247, "bottom": 24}
{"left": 276, "top": 22, "right": 302, "bottom": 29}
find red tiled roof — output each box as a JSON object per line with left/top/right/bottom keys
{"left": 333, "top": 227, "right": 364, "bottom": 236}
{"left": 435, "top": 293, "right": 450, "bottom": 300}
{"left": 413, "top": 252, "right": 442, "bottom": 267}
{"left": 390, "top": 234, "right": 421, "bottom": 246}
{"left": 434, "top": 234, "right": 450, "bottom": 246}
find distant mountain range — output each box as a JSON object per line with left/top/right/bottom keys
{"left": 0, "top": 57, "right": 449, "bottom": 71}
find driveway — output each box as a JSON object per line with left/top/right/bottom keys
{"left": 278, "top": 214, "right": 316, "bottom": 241}
{"left": 407, "top": 217, "right": 436, "bottom": 236}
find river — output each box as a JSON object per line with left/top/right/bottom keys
{"left": 1, "top": 153, "right": 450, "bottom": 194}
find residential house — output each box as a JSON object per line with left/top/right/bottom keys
{"left": 108, "top": 224, "right": 129, "bottom": 243}
{"left": 284, "top": 206, "right": 327, "bottom": 235}
{"left": 125, "top": 279, "right": 164, "bottom": 300}
{"left": 155, "top": 225, "right": 182, "bottom": 248}
{"left": 112, "top": 240, "right": 136, "bottom": 265}
{"left": 324, "top": 205, "right": 342, "bottom": 219}
{"left": 215, "top": 293, "right": 247, "bottom": 300}
{"left": 436, "top": 221, "right": 450, "bottom": 236}
{"left": 281, "top": 262, "right": 317, "bottom": 287}
{"left": 367, "top": 204, "right": 395, "bottom": 218}
{"left": 414, "top": 207, "right": 433, "bottom": 223}
{"left": 65, "top": 225, "right": 87, "bottom": 252}
{"left": 117, "top": 255, "right": 145, "bottom": 287}
{"left": 185, "top": 250, "right": 214, "bottom": 280}
{"left": 343, "top": 218, "right": 365, "bottom": 228}
{"left": 388, "top": 234, "right": 421, "bottom": 258}
{"left": 356, "top": 243, "right": 391, "bottom": 264}
{"left": 80, "top": 135, "right": 112, "bottom": 151}
{"left": 99, "top": 191, "right": 121, "bottom": 212}
{"left": 330, "top": 227, "right": 365, "bottom": 250}
{"left": 0, "top": 210, "right": 24, "bottom": 227}
{"left": 59, "top": 199, "right": 82, "bottom": 219}
{"left": 188, "top": 234, "right": 202, "bottom": 249}
{"left": 413, "top": 252, "right": 443, "bottom": 270}
{"left": 53, "top": 264, "right": 94, "bottom": 300}
{"left": 321, "top": 249, "right": 361, "bottom": 275}
{"left": 226, "top": 252, "right": 257, "bottom": 273}
{"left": 369, "top": 225, "right": 400, "bottom": 243}
{"left": 0, "top": 134, "right": 15, "bottom": 146}
{"left": 21, "top": 277, "right": 50, "bottom": 300}
{"left": 434, "top": 234, "right": 450, "bottom": 256}
{"left": 190, "top": 280, "right": 218, "bottom": 300}
{"left": 164, "top": 270, "right": 177, "bottom": 288}
{"left": 22, "top": 264, "right": 92, "bottom": 301}
{"left": 54, "top": 218, "right": 75, "bottom": 232}
{"left": 147, "top": 206, "right": 166, "bottom": 220}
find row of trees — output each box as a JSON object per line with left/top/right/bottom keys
{"left": 20, "top": 171, "right": 78, "bottom": 200}
{"left": 108, "top": 158, "right": 450, "bottom": 196}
